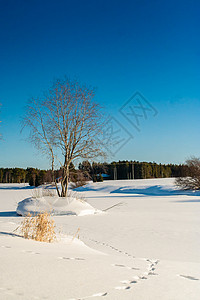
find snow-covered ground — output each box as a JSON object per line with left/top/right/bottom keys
{"left": 0, "top": 178, "right": 200, "bottom": 299}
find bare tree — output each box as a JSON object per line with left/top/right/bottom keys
{"left": 23, "top": 78, "right": 105, "bottom": 197}
{"left": 175, "top": 157, "right": 200, "bottom": 190}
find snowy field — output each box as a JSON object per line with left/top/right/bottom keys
{"left": 0, "top": 178, "right": 200, "bottom": 300}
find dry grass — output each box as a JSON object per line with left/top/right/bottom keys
{"left": 32, "top": 187, "right": 57, "bottom": 198}
{"left": 71, "top": 227, "right": 80, "bottom": 242}
{"left": 67, "top": 190, "right": 87, "bottom": 203}
{"left": 32, "top": 189, "right": 41, "bottom": 198}
{"left": 19, "top": 212, "right": 56, "bottom": 243}
{"left": 42, "top": 188, "right": 57, "bottom": 197}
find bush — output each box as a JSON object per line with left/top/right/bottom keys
{"left": 19, "top": 212, "right": 56, "bottom": 243}
{"left": 175, "top": 157, "right": 200, "bottom": 190}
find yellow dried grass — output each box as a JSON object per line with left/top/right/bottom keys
{"left": 20, "top": 212, "right": 56, "bottom": 243}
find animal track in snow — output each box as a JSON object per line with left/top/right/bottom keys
{"left": 112, "top": 263, "right": 139, "bottom": 270}
{"left": 1, "top": 245, "right": 11, "bottom": 248}
{"left": 120, "top": 280, "right": 130, "bottom": 284}
{"left": 148, "top": 271, "right": 158, "bottom": 276}
{"left": 120, "top": 279, "right": 137, "bottom": 284}
{"left": 58, "top": 256, "right": 85, "bottom": 261}
{"left": 16, "top": 292, "right": 24, "bottom": 296}
{"left": 22, "top": 250, "right": 40, "bottom": 255}
{"left": 92, "top": 293, "right": 108, "bottom": 297}
{"left": 0, "top": 287, "right": 17, "bottom": 297}
{"left": 86, "top": 237, "right": 160, "bottom": 291}
{"left": 178, "top": 274, "right": 199, "bottom": 281}
{"left": 115, "top": 286, "right": 131, "bottom": 290}
{"left": 146, "top": 259, "right": 159, "bottom": 265}
{"left": 112, "top": 264, "right": 126, "bottom": 268}
{"left": 74, "top": 236, "right": 160, "bottom": 298}
{"left": 0, "top": 287, "right": 26, "bottom": 298}
{"left": 130, "top": 280, "right": 137, "bottom": 284}
{"left": 68, "top": 291, "right": 108, "bottom": 299}
{"left": 85, "top": 237, "right": 135, "bottom": 259}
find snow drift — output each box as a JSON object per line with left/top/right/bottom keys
{"left": 16, "top": 196, "right": 100, "bottom": 216}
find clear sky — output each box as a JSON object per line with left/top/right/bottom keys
{"left": 0, "top": 0, "right": 200, "bottom": 169}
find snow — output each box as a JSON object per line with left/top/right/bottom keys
{"left": 0, "top": 179, "right": 200, "bottom": 299}
{"left": 16, "top": 195, "right": 100, "bottom": 216}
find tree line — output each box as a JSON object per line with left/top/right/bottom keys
{"left": 0, "top": 166, "right": 78, "bottom": 187}
{"left": 78, "top": 160, "right": 189, "bottom": 180}
{"left": 0, "top": 160, "right": 188, "bottom": 186}
{"left": 0, "top": 168, "right": 52, "bottom": 185}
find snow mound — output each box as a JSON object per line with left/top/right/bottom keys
{"left": 16, "top": 196, "right": 101, "bottom": 216}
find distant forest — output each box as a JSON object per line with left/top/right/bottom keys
{"left": 0, "top": 160, "right": 189, "bottom": 186}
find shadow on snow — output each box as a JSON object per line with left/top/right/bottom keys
{"left": 77, "top": 184, "right": 200, "bottom": 197}
{"left": 0, "top": 186, "right": 34, "bottom": 190}
{"left": 0, "top": 231, "right": 21, "bottom": 237}
{"left": 0, "top": 211, "right": 19, "bottom": 217}
{"left": 110, "top": 185, "right": 200, "bottom": 196}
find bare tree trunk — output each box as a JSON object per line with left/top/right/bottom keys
{"left": 55, "top": 181, "right": 61, "bottom": 197}
{"left": 65, "top": 164, "right": 69, "bottom": 197}
{"left": 50, "top": 150, "right": 61, "bottom": 197}
{"left": 61, "top": 168, "right": 66, "bottom": 197}
{"left": 61, "top": 164, "right": 70, "bottom": 197}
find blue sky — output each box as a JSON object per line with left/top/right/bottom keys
{"left": 0, "top": 0, "right": 200, "bottom": 169}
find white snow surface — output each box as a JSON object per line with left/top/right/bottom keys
{"left": 0, "top": 178, "right": 200, "bottom": 300}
